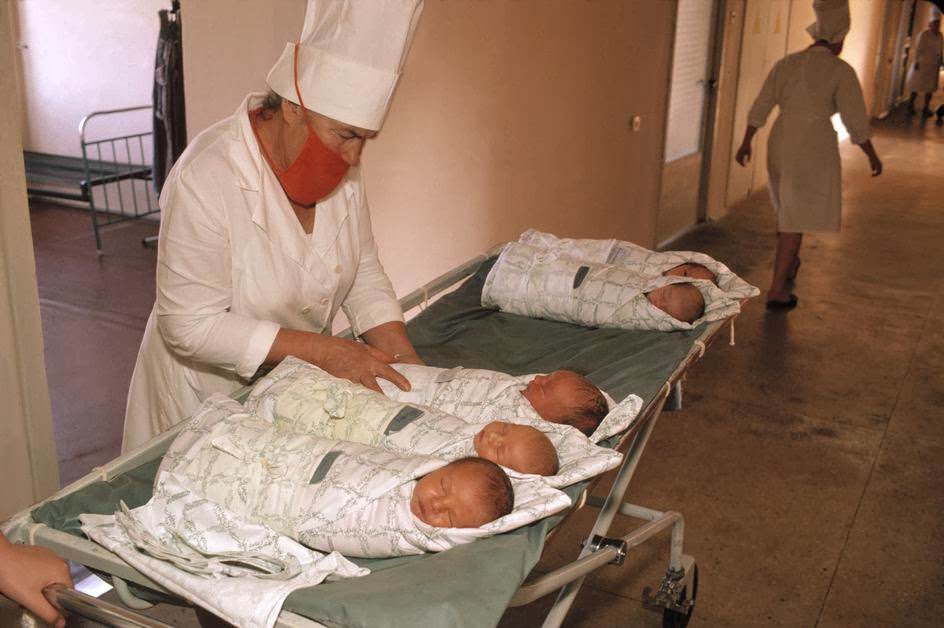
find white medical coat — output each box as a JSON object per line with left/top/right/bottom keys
{"left": 122, "top": 93, "right": 403, "bottom": 452}
{"left": 906, "top": 29, "right": 943, "bottom": 94}
{"left": 748, "top": 46, "right": 871, "bottom": 233}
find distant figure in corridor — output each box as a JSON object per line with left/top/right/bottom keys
{"left": 906, "top": 11, "right": 943, "bottom": 118}
{"left": 734, "top": 0, "right": 882, "bottom": 309}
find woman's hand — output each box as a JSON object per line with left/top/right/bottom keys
{"left": 735, "top": 142, "right": 752, "bottom": 166}
{"left": 392, "top": 350, "right": 425, "bottom": 366}
{"left": 0, "top": 538, "right": 72, "bottom": 628}
{"left": 309, "top": 334, "right": 411, "bottom": 393}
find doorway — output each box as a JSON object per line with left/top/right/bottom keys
{"left": 655, "top": 0, "right": 723, "bottom": 246}
{"left": 724, "top": 0, "right": 790, "bottom": 209}
{"left": 873, "top": 0, "right": 918, "bottom": 117}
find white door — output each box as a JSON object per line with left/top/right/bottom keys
{"left": 656, "top": 0, "right": 721, "bottom": 244}
{"left": 725, "top": 0, "right": 789, "bottom": 208}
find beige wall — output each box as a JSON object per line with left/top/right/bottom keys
{"left": 0, "top": 3, "right": 59, "bottom": 519}
{"left": 15, "top": 0, "right": 165, "bottom": 157}
{"left": 182, "top": 1, "right": 675, "bottom": 294}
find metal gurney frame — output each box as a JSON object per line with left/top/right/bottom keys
{"left": 2, "top": 245, "right": 735, "bottom": 627}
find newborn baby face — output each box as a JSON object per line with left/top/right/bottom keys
{"left": 410, "top": 459, "right": 512, "bottom": 528}
{"left": 664, "top": 262, "right": 716, "bottom": 284}
{"left": 474, "top": 421, "right": 558, "bottom": 476}
{"left": 646, "top": 283, "right": 705, "bottom": 323}
{"left": 522, "top": 370, "right": 594, "bottom": 424}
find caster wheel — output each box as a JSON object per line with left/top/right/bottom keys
{"left": 662, "top": 565, "right": 698, "bottom": 628}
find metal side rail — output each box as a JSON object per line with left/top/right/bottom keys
{"left": 42, "top": 584, "right": 170, "bottom": 628}
{"left": 509, "top": 384, "right": 700, "bottom": 627}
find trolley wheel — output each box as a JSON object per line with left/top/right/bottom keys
{"left": 662, "top": 565, "right": 697, "bottom": 628}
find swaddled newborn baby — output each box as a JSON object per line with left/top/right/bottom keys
{"left": 380, "top": 364, "right": 609, "bottom": 437}
{"left": 645, "top": 282, "right": 706, "bottom": 324}
{"left": 482, "top": 241, "right": 735, "bottom": 331}
{"left": 157, "top": 398, "right": 525, "bottom": 557}
{"left": 245, "top": 360, "right": 559, "bottom": 476}
{"left": 410, "top": 456, "right": 513, "bottom": 528}
{"left": 519, "top": 229, "right": 757, "bottom": 299}
{"left": 664, "top": 262, "right": 717, "bottom": 284}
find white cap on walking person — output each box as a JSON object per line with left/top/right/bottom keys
{"left": 266, "top": 0, "right": 425, "bottom": 131}
{"left": 805, "top": 0, "right": 850, "bottom": 43}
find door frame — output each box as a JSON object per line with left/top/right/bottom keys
{"left": 655, "top": 0, "right": 725, "bottom": 247}
{"left": 695, "top": 0, "right": 728, "bottom": 225}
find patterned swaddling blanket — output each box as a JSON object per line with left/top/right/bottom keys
{"left": 158, "top": 394, "right": 570, "bottom": 558}
{"left": 376, "top": 363, "right": 642, "bottom": 444}
{"left": 519, "top": 228, "right": 759, "bottom": 300}
{"left": 244, "top": 358, "right": 478, "bottom": 462}
{"left": 246, "top": 358, "right": 629, "bottom": 489}
{"left": 482, "top": 241, "right": 741, "bottom": 331}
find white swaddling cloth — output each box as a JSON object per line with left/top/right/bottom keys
{"left": 519, "top": 229, "right": 759, "bottom": 300}
{"left": 81, "top": 395, "right": 371, "bottom": 628}
{"left": 245, "top": 358, "right": 479, "bottom": 462}
{"left": 81, "top": 473, "right": 367, "bottom": 628}
{"left": 158, "top": 394, "right": 571, "bottom": 558}
{"left": 246, "top": 358, "right": 631, "bottom": 488}
{"left": 482, "top": 242, "right": 740, "bottom": 331}
{"left": 376, "top": 362, "right": 641, "bottom": 444}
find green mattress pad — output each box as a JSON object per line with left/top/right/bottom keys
{"left": 32, "top": 257, "right": 705, "bottom": 628}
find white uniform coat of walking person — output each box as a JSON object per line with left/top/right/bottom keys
{"left": 907, "top": 26, "right": 943, "bottom": 94}
{"left": 906, "top": 13, "right": 942, "bottom": 116}
{"left": 734, "top": 0, "right": 882, "bottom": 309}
{"left": 123, "top": 0, "right": 427, "bottom": 452}
{"left": 746, "top": 45, "right": 871, "bottom": 232}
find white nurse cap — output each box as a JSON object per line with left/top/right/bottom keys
{"left": 805, "top": 0, "right": 850, "bottom": 43}
{"left": 266, "top": 0, "right": 425, "bottom": 131}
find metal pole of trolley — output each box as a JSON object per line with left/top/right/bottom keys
{"left": 42, "top": 584, "right": 172, "bottom": 628}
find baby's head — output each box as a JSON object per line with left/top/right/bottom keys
{"left": 664, "top": 262, "right": 717, "bottom": 284}
{"left": 646, "top": 283, "right": 705, "bottom": 323}
{"left": 521, "top": 370, "right": 608, "bottom": 436}
{"left": 410, "top": 457, "right": 514, "bottom": 528}
{"left": 474, "top": 421, "right": 559, "bottom": 476}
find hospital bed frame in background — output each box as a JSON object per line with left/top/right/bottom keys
{"left": 2, "top": 246, "right": 733, "bottom": 628}
{"left": 23, "top": 105, "right": 159, "bottom": 255}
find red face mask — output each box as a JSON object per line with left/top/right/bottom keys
{"left": 256, "top": 43, "right": 350, "bottom": 207}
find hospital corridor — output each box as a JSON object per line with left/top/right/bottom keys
{"left": 15, "top": 101, "right": 943, "bottom": 628}
{"left": 2, "top": 1, "right": 943, "bottom": 627}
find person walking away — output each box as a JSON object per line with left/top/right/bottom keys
{"left": 734, "top": 0, "right": 882, "bottom": 310}
{"left": 906, "top": 11, "right": 943, "bottom": 117}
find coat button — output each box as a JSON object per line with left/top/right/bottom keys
{"left": 334, "top": 265, "right": 342, "bottom": 274}
{"left": 301, "top": 306, "right": 312, "bottom": 314}
{"left": 320, "top": 297, "right": 330, "bottom": 305}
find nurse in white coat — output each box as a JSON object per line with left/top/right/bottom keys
{"left": 734, "top": 0, "right": 882, "bottom": 309}
{"left": 906, "top": 12, "right": 943, "bottom": 117}
{"left": 123, "top": 0, "right": 426, "bottom": 451}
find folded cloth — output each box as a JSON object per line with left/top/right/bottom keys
{"left": 81, "top": 472, "right": 367, "bottom": 628}
{"left": 159, "top": 394, "right": 572, "bottom": 557}
{"left": 247, "top": 357, "right": 628, "bottom": 488}
{"left": 482, "top": 242, "right": 741, "bottom": 331}
{"left": 519, "top": 229, "right": 759, "bottom": 300}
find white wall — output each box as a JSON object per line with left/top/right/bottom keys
{"left": 15, "top": 0, "right": 166, "bottom": 157}
{"left": 0, "top": 2, "right": 59, "bottom": 518}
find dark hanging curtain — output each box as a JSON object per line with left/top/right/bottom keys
{"left": 153, "top": 1, "right": 186, "bottom": 195}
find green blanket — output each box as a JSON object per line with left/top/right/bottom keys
{"left": 33, "top": 257, "right": 703, "bottom": 628}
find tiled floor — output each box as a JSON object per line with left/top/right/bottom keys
{"left": 29, "top": 104, "right": 944, "bottom": 626}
